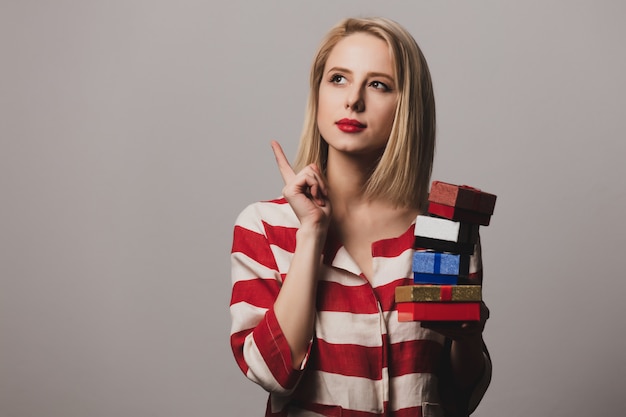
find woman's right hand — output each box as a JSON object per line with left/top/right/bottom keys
{"left": 271, "top": 140, "right": 331, "bottom": 230}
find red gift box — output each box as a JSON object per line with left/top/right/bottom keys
{"left": 428, "top": 202, "right": 492, "bottom": 226}
{"left": 429, "top": 181, "right": 497, "bottom": 215}
{"left": 397, "top": 302, "right": 481, "bottom": 321}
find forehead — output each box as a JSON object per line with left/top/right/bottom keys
{"left": 324, "top": 32, "right": 394, "bottom": 74}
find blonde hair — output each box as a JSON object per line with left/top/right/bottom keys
{"left": 294, "top": 17, "right": 436, "bottom": 209}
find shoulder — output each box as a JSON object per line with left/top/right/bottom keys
{"left": 234, "top": 197, "right": 299, "bottom": 232}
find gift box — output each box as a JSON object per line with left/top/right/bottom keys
{"left": 395, "top": 285, "right": 482, "bottom": 303}
{"left": 429, "top": 181, "right": 497, "bottom": 215}
{"left": 428, "top": 202, "right": 492, "bottom": 226}
{"left": 414, "top": 271, "right": 482, "bottom": 285}
{"left": 397, "top": 302, "right": 481, "bottom": 321}
{"left": 413, "top": 236, "right": 476, "bottom": 255}
{"left": 413, "top": 272, "right": 459, "bottom": 285}
{"left": 413, "top": 215, "right": 479, "bottom": 254}
{"left": 414, "top": 215, "right": 478, "bottom": 242}
{"left": 412, "top": 251, "right": 460, "bottom": 275}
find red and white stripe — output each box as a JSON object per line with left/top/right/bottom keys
{"left": 230, "top": 199, "right": 490, "bottom": 416}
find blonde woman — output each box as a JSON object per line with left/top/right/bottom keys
{"left": 230, "top": 17, "right": 491, "bottom": 417}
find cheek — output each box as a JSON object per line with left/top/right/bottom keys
{"left": 318, "top": 87, "right": 335, "bottom": 111}
{"left": 317, "top": 92, "right": 334, "bottom": 125}
{"left": 316, "top": 102, "right": 327, "bottom": 128}
{"left": 316, "top": 100, "right": 328, "bottom": 137}
{"left": 369, "top": 95, "right": 397, "bottom": 125}
{"left": 379, "top": 104, "right": 396, "bottom": 131}
{"left": 378, "top": 110, "right": 396, "bottom": 141}
{"left": 386, "top": 98, "right": 398, "bottom": 122}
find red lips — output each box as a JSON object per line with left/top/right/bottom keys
{"left": 336, "top": 118, "right": 366, "bottom": 133}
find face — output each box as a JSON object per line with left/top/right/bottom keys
{"left": 317, "top": 32, "right": 398, "bottom": 158}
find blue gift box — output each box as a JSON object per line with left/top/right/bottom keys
{"left": 412, "top": 251, "right": 460, "bottom": 275}
{"left": 413, "top": 272, "right": 458, "bottom": 285}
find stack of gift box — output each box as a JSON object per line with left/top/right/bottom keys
{"left": 396, "top": 180, "right": 497, "bottom": 322}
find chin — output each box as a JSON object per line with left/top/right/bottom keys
{"left": 333, "top": 144, "right": 386, "bottom": 159}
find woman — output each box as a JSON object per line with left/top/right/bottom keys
{"left": 230, "top": 17, "right": 491, "bottom": 417}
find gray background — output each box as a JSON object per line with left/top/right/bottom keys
{"left": 1, "top": 1, "right": 625, "bottom": 416}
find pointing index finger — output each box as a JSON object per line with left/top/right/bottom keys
{"left": 270, "top": 140, "right": 296, "bottom": 183}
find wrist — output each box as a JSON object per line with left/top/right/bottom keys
{"left": 297, "top": 223, "right": 328, "bottom": 241}
{"left": 295, "top": 225, "right": 328, "bottom": 259}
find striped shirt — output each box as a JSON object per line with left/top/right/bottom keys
{"left": 230, "top": 198, "right": 491, "bottom": 417}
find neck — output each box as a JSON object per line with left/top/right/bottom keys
{"left": 325, "top": 148, "right": 381, "bottom": 216}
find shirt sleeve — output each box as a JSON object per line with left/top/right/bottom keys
{"left": 229, "top": 203, "right": 307, "bottom": 395}
{"left": 437, "top": 236, "right": 492, "bottom": 416}
{"left": 465, "top": 236, "right": 492, "bottom": 413}
{"left": 467, "top": 343, "right": 492, "bottom": 414}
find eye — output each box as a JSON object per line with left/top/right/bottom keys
{"left": 370, "top": 80, "right": 391, "bottom": 92}
{"left": 329, "top": 74, "right": 347, "bottom": 85}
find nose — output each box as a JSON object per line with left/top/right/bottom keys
{"left": 345, "top": 86, "right": 365, "bottom": 112}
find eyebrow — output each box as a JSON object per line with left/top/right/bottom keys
{"left": 326, "top": 66, "right": 395, "bottom": 83}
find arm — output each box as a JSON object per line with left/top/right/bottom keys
{"left": 422, "top": 305, "right": 489, "bottom": 386}
{"left": 420, "top": 238, "right": 491, "bottom": 413}
{"left": 439, "top": 315, "right": 492, "bottom": 416}
{"left": 230, "top": 211, "right": 300, "bottom": 394}
{"left": 448, "top": 303, "right": 490, "bottom": 388}
{"left": 270, "top": 140, "right": 331, "bottom": 367}
{"left": 273, "top": 222, "right": 327, "bottom": 367}
{"left": 229, "top": 142, "right": 331, "bottom": 394}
